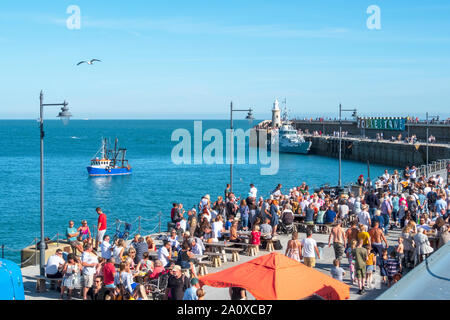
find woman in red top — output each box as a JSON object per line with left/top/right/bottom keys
{"left": 251, "top": 225, "right": 261, "bottom": 245}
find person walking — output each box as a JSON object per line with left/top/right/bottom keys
{"left": 328, "top": 221, "right": 346, "bottom": 261}
{"left": 285, "top": 232, "right": 302, "bottom": 262}
{"left": 352, "top": 240, "right": 368, "bottom": 295}
{"left": 301, "top": 229, "right": 320, "bottom": 268}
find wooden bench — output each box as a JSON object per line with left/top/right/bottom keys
{"left": 231, "top": 242, "right": 259, "bottom": 256}
{"left": 224, "top": 247, "right": 244, "bottom": 262}
{"left": 265, "top": 239, "right": 274, "bottom": 252}
{"left": 36, "top": 275, "right": 63, "bottom": 293}
{"left": 197, "top": 261, "right": 212, "bottom": 276}
{"left": 205, "top": 252, "right": 225, "bottom": 268}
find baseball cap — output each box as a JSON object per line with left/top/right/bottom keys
{"left": 173, "top": 265, "right": 182, "bottom": 272}
{"left": 190, "top": 278, "right": 199, "bottom": 285}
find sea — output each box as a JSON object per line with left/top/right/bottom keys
{"left": 0, "top": 120, "right": 396, "bottom": 263}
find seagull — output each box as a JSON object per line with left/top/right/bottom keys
{"left": 77, "top": 59, "right": 102, "bottom": 66}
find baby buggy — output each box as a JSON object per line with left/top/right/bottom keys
{"left": 113, "top": 222, "right": 132, "bottom": 243}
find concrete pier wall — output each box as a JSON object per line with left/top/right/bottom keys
{"left": 253, "top": 128, "right": 450, "bottom": 167}
{"left": 305, "top": 135, "right": 450, "bottom": 167}
{"left": 293, "top": 120, "right": 450, "bottom": 144}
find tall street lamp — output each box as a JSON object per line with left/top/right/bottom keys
{"left": 230, "top": 101, "right": 254, "bottom": 193}
{"left": 338, "top": 104, "right": 357, "bottom": 188}
{"left": 426, "top": 112, "right": 439, "bottom": 177}
{"left": 39, "top": 90, "right": 72, "bottom": 276}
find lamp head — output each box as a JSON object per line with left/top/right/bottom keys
{"left": 57, "top": 101, "right": 72, "bottom": 125}
{"left": 246, "top": 108, "right": 254, "bottom": 122}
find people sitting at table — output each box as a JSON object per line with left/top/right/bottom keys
{"left": 114, "top": 262, "right": 136, "bottom": 294}
{"left": 46, "top": 249, "right": 65, "bottom": 279}
{"left": 157, "top": 240, "right": 172, "bottom": 268}
{"left": 145, "top": 236, "right": 156, "bottom": 251}
{"left": 250, "top": 225, "right": 261, "bottom": 246}
{"left": 176, "top": 242, "right": 197, "bottom": 277}
{"left": 136, "top": 252, "right": 154, "bottom": 275}
{"left": 229, "top": 220, "right": 240, "bottom": 242}
{"left": 168, "top": 229, "right": 180, "bottom": 250}
{"left": 211, "top": 215, "right": 225, "bottom": 241}
{"left": 132, "top": 236, "right": 149, "bottom": 265}
{"left": 189, "top": 238, "right": 204, "bottom": 255}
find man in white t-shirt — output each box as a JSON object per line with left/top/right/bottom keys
{"left": 45, "top": 249, "right": 65, "bottom": 278}
{"left": 158, "top": 240, "right": 172, "bottom": 267}
{"left": 249, "top": 184, "right": 258, "bottom": 199}
{"left": 99, "top": 234, "right": 112, "bottom": 259}
{"left": 301, "top": 230, "right": 320, "bottom": 268}
{"left": 81, "top": 244, "right": 98, "bottom": 300}
{"left": 357, "top": 205, "right": 371, "bottom": 229}
{"left": 211, "top": 216, "right": 224, "bottom": 240}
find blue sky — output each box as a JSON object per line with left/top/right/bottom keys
{"left": 0, "top": 0, "right": 449, "bottom": 119}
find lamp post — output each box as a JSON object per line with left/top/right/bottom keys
{"left": 229, "top": 101, "right": 254, "bottom": 193}
{"left": 39, "top": 90, "right": 72, "bottom": 276}
{"left": 426, "top": 112, "right": 439, "bottom": 177}
{"left": 338, "top": 104, "right": 357, "bottom": 188}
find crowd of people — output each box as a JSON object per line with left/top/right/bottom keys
{"left": 43, "top": 165, "right": 449, "bottom": 300}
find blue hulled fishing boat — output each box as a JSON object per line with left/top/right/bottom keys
{"left": 87, "top": 138, "right": 132, "bottom": 176}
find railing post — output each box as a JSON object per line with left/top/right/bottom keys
{"left": 138, "top": 216, "right": 141, "bottom": 235}
{"left": 34, "top": 238, "right": 38, "bottom": 265}
{"left": 56, "top": 232, "right": 59, "bottom": 247}
{"left": 158, "top": 212, "right": 162, "bottom": 233}
{"left": 1, "top": 244, "right": 4, "bottom": 259}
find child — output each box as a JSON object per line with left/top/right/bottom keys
{"left": 379, "top": 249, "right": 389, "bottom": 285}
{"left": 225, "top": 215, "right": 234, "bottom": 231}
{"left": 386, "top": 251, "right": 400, "bottom": 287}
{"left": 365, "top": 248, "right": 376, "bottom": 289}
{"left": 345, "top": 240, "right": 357, "bottom": 284}
{"left": 330, "top": 259, "right": 346, "bottom": 282}
{"left": 396, "top": 237, "right": 404, "bottom": 273}
{"left": 251, "top": 225, "right": 261, "bottom": 246}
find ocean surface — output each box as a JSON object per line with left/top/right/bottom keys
{"left": 0, "top": 120, "right": 396, "bottom": 263}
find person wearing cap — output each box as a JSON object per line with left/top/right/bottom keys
{"left": 166, "top": 265, "right": 190, "bottom": 300}
{"left": 183, "top": 277, "right": 201, "bottom": 300}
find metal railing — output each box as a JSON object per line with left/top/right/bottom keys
{"left": 416, "top": 159, "right": 450, "bottom": 178}
{"left": 1, "top": 212, "right": 164, "bottom": 268}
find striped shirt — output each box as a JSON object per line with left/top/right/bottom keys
{"left": 386, "top": 258, "right": 399, "bottom": 277}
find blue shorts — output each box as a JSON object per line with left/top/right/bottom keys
{"left": 366, "top": 265, "right": 374, "bottom": 273}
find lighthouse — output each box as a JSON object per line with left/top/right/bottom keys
{"left": 272, "top": 99, "right": 281, "bottom": 128}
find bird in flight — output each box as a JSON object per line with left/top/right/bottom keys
{"left": 77, "top": 59, "right": 102, "bottom": 66}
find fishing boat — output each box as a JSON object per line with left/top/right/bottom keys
{"left": 87, "top": 138, "right": 132, "bottom": 176}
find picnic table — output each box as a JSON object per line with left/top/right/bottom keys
{"left": 203, "top": 241, "right": 234, "bottom": 263}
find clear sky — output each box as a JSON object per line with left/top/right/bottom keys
{"left": 0, "top": 0, "right": 449, "bottom": 119}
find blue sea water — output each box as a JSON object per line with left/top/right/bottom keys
{"left": 0, "top": 120, "right": 395, "bottom": 263}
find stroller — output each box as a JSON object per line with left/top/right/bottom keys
{"left": 279, "top": 221, "right": 296, "bottom": 234}
{"left": 113, "top": 222, "right": 132, "bottom": 243}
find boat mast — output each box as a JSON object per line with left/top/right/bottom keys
{"left": 113, "top": 138, "right": 118, "bottom": 167}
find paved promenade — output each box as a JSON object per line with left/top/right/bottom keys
{"left": 22, "top": 227, "right": 402, "bottom": 300}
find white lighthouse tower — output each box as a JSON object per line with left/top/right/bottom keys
{"left": 272, "top": 99, "right": 281, "bottom": 128}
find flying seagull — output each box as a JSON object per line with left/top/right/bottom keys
{"left": 77, "top": 59, "right": 102, "bottom": 66}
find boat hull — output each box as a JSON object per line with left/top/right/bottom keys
{"left": 268, "top": 141, "right": 312, "bottom": 154}
{"left": 87, "top": 167, "right": 132, "bottom": 176}
{"left": 279, "top": 141, "right": 312, "bottom": 154}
